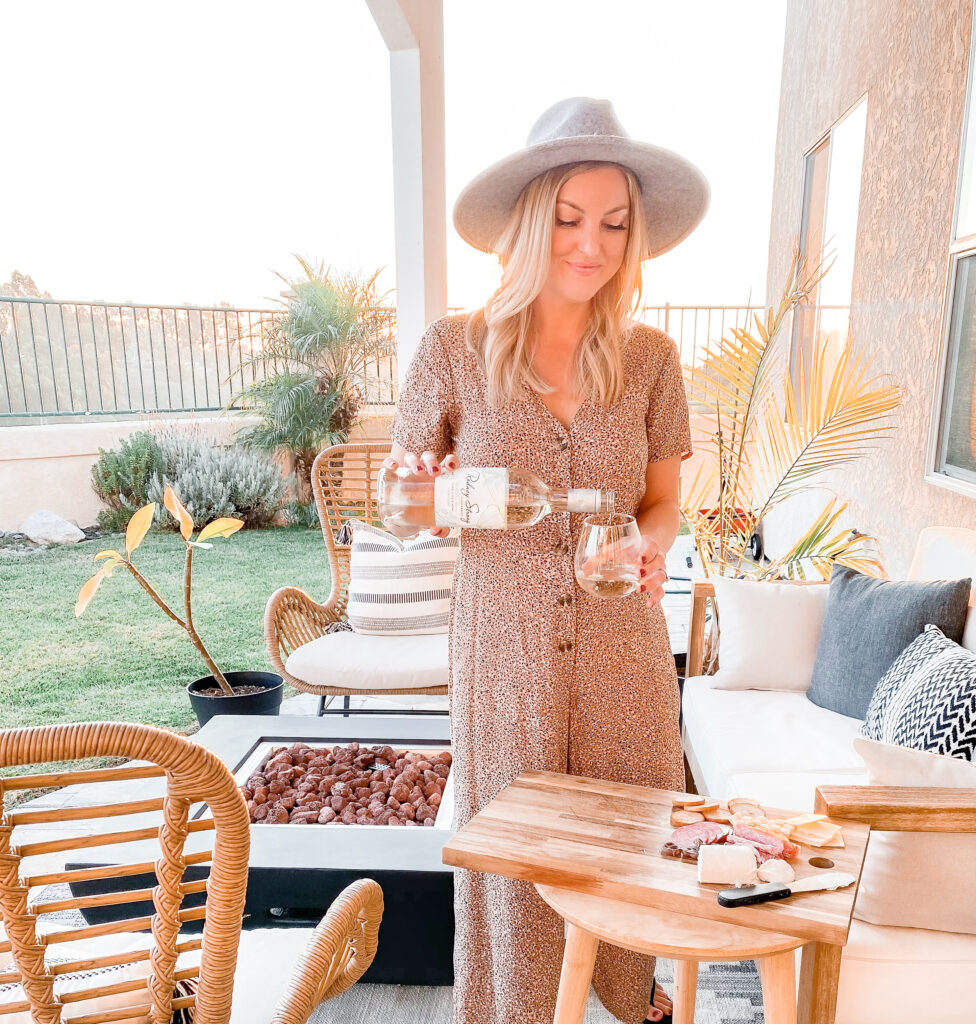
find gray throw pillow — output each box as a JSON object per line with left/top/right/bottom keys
{"left": 806, "top": 566, "right": 971, "bottom": 720}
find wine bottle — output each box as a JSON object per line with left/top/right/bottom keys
{"left": 377, "top": 466, "right": 614, "bottom": 539}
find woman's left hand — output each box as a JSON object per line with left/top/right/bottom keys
{"left": 635, "top": 535, "right": 668, "bottom": 608}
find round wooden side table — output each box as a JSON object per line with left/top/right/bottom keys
{"left": 536, "top": 883, "right": 806, "bottom": 1024}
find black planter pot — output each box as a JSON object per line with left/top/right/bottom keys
{"left": 187, "top": 671, "right": 284, "bottom": 728}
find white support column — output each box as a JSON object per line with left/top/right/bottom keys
{"left": 366, "top": 0, "right": 447, "bottom": 383}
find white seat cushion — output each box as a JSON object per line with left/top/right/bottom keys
{"left": 2, "top": 924, "right": 336, "bottom": 1024}
{"left": 286, "top": 631, "right": 449, "bottom": 691}
{"left": 724, "top": 768, "right": 869, "bottom": 812}
{"left": 230, "top": 927, "right": 318, "bottom": 1024}
{"left": 833, "top": 918, "right": 976, "bottom": 1024}
{"left": 681, "top": 676, "right": 866, "bottom": 804}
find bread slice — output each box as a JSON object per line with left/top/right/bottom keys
{"left": 670, "top": 808, "right": 705, "bottom": 827}
{"left": 728, "top": 797, "right": 764, "bottom": 817}
{"left": 671, "top": 795, "right": 706, "bottom": 809}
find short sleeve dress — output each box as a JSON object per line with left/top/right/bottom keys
{"left": 392, "top": 313, "right": 692, "bottom": 1024}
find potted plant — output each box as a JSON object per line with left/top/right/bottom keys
{"left": 231, "top": 257, "right": 393, "bottom": 509}
{"left": 681, "top": 255, "right": 902, "bottom": 580}
{"left": 75, "top": 484, "right": 284, "bottom": 726}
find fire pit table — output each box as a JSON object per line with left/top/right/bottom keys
{"left": 193, "top": 713, "right": 455, "bottom": 984}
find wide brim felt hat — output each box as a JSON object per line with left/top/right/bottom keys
{"left": 452, "top": 97, "right": 710, "bottom": 261}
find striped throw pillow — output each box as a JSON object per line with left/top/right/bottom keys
{"left": 346, "top": 521, "right": 460, "bottom": 635}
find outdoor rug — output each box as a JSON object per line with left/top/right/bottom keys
{"left": 34, "top": 886, "right": 766, "bottom": 1022}
{"left": 310, "top": 960, "right": 766, "bottom": 1023}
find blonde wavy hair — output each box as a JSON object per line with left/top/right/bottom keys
{"left": 464, "top": 161, "right": 648, "bottom": 408}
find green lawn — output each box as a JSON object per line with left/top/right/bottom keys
{"left": 1, "top": 527, "right": 331, "bottom": 733}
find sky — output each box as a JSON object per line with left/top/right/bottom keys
{"left": 1, "top": 1, "right": 787, "bottom": 312}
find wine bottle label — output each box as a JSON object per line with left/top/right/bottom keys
{"left": 434, "top": 468, "right": 508, "bottom": 529}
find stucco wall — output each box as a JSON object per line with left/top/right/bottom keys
{"left": 765, "top": 0, "right": 976, "bottom": 577}
{"left": 0, "top": 412, "right": 393, "bottom": 532}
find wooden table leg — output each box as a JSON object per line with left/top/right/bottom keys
{"left": 759, "top": 949, "right": 797, "bottom": 1024}
{"left": 797, "top": 941, "right": 842, "bottom": 1024}
{"left": 672, "top": 959, "right": 698, "bottom": 1024}
{"left": 553, "top": 922, "right": 599, "bottom": 1024}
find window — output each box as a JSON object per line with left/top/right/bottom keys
{"left": 792, "top": 99, "right": 868, "bottom": 383}
{"left": 932, "top": 8, "right": 976, "bottom": 489}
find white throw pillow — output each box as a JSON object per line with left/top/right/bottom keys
{"left": 346, "top": 521, "right": 459, "bottom": 636}
{"left": 853, "top": 736, "right": 976, "bottom": 935}
{"left": 709, "top": 577, "right": 829, "bottom": 691}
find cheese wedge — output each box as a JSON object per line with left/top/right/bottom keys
{"left": 784, "top": 813, "right": 829, "bottom": 827}
{"left": 790, "top": 819, "right": 845, "bottom": 847}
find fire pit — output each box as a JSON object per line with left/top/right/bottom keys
{"left": 241, "top": 741, "right": 453, "bottom": 827}
{"left": 194, "top": 714, "right": 456, "bottom": 984}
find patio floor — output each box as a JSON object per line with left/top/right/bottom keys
{"left": 10, "top": 686, "right": 764, "bottom": 1024}
{"left": 7, "top": 540, "right": 768, "bottom": 1023}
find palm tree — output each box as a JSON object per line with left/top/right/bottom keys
{"left": 233, "top": 258, "right": 393, "bottom": 504}
{"left": 682, "top": 255, "right": 903, "bottom": 579}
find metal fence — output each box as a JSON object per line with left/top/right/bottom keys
{"left": 637, "top": 304, "right": 767, "bottom": 365}
{"left": 0, "top": 298, "right": 763, "bottom": 423}
{"left": 0, "top": 297, "right": 398, "bottom": 422}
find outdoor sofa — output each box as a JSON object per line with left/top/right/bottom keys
{"left": 681, "top": 526, "right": 976, "bottom": 1024}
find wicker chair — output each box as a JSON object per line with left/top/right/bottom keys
{"left": 265, "top": 442, "right": 450, "bottom": 716}
{"left": 0, "top": 721, "right": 383, "bottom": 1023}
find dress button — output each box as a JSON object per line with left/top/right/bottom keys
{"left": 557, "top": 594, "right": 573, "bottom": 607}
{"left": 555, "top": 436, "right": 570, "bottom": 452}
{"left": 552, "top": 539, "right": 569, "bottom": 555}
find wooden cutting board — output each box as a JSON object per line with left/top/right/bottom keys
{"left": 442, "top": 770, "right": 870, "bottom": 946}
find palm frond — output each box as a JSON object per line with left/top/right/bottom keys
{"left": 228, "top": 257, "right": 389, "bottom": 454}
{"left": 685, "top": 247, "right": 899, "bottom": 581}
{"left": 760, "top": 499, "right": 886, "bottom": 580}
{"left": 753, "top": 340, "right": 902, "bottom": 516}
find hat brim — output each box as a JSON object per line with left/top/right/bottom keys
{"left": 452, "top": 135, "right": 709, "bottom": 260}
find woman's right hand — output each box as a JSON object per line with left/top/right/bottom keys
{"left": 384, "top": 444, "right": 459, "bottom": 538}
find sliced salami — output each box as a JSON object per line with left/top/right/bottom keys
{"left": 731, "top": 824, "right": 799, "bottom": 861}
{"left": 660, "top": 821, "right": 730, "bottom": 861}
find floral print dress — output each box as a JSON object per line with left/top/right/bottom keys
{"left": 392, "top": 313, "right": 692, "bottom": 1024}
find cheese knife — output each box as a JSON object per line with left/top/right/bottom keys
{"left": 717, "top": 870, "right": 857, "bottom": 907}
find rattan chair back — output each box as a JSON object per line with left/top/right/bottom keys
{"left": 310, "top": 442, "right": 392, "bottom": 616}
{"left": 0, "top": 721, "right": 248, "bottom": 1024}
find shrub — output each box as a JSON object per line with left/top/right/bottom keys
{"left": 92, "top": 428, "right": 290, "bottom": 532}
{"left": 284, "top": 500, "right": 321, "bottom": 529}
{"left": 146, "top": 433, "right": 289, "bottom": 530}
{"left": 91, "top": 431, "right": 166, "bottom": 533}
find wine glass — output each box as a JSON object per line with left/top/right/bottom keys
{"left": 574, "top": 514, "right": 642, "bottom": 598}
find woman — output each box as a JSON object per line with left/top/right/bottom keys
{"left": 388, "top": 97, "right": 708, "bottom": 1024}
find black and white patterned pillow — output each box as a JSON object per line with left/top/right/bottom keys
{"left": 861, "top": 624, "right": 976, "bottom": 760}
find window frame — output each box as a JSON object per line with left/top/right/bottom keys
{"left": 791, "top": 95, "right": 868, "bottom": 382}
{"left": 926, "top": 7, "right": 976, "bottom": 497}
